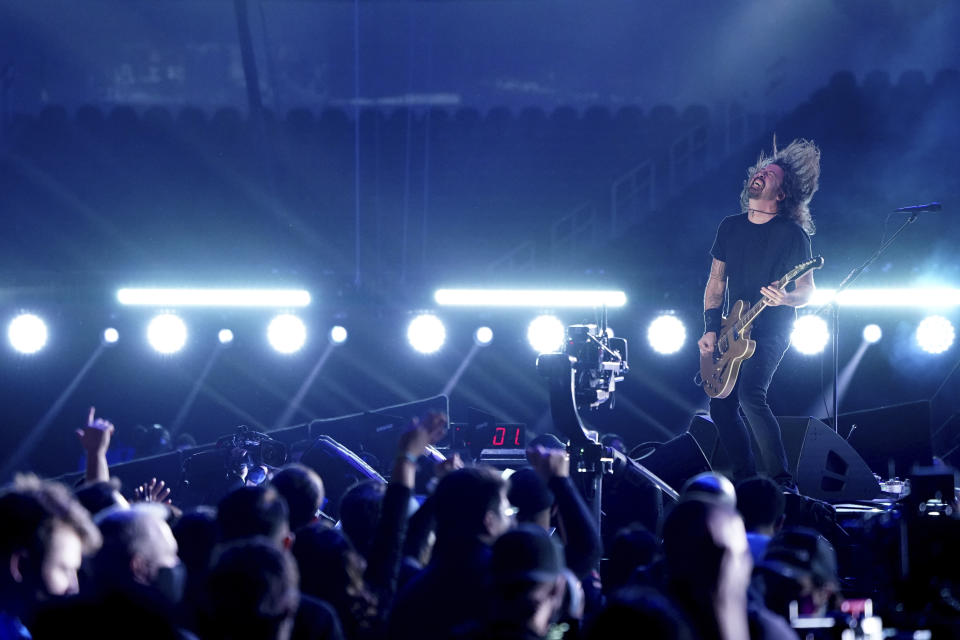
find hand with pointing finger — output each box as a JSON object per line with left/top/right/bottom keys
{"left": 77, "top": 407, "right": 114, "bottom": 456}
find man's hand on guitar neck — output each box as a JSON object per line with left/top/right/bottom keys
{"left": 761, "top": 270, "right": 815, "bottom": 308}
{"left": 698, "top": 331, "right": 717, "bottom": 356}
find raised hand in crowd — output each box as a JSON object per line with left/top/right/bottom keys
{"left": 77, "top": 406, "right": 114, "bottom": 484}
{"left": 527, "top": 444, "right": 570, "bottom": 480}
{"left": 133, "top": 477, "right": 172, "bottom": 504}
{"left": 392, "top": 412, "right": 448, "bottom": 488}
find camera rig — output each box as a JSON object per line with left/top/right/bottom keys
{"left": 537, "top": 316, "right": 679, "bottom": 529}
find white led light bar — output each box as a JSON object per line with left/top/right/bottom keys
{"left": 117, "top": 288, "right": 311, "bottom": 308}
{"left": 434, "top": 289, "right": 627, "bottom": 308}
{"left": 810, "top": 288, "right": 960, "bottom": 308}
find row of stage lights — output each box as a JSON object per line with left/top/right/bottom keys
{"left": 6, "top": 310, "right": 957, "bottom": 357}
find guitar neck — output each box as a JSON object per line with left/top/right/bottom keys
{"left": 732, "top": 273, "right": 790, "bottom": 333}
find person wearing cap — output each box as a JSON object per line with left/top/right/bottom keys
{"left": 452, "top": 525, "right": 569, "bottom": 640}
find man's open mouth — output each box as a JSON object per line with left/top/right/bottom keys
{"left": 751, "top": 177, "right": 764, "bottom": 190}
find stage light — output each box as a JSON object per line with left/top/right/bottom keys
{"left": 147, "top": 314, "right": 187, "bottom": 354}
{"left": 810, "top": 287, "right": 960, "bottom": 308}
{"left": 330, "top": 325, "right": 348, "bottom": 344}
{"left": 862, "top": 324, "right": 882, "bottom": 344}
{"left": 218, "top": 329, "right": 234, "bottom": 344}
{"left": 267, "top": 314, "right": 307, "bottom": 354}
{"left": 527, "top": 315, "right": 565, "bottom": 353}
{"left": 647, "top": 314, "right": 686, "bottom": 355}
{"left": 434, "top": 289, "right": 627, "bottom": 308}
{"left": 474, "top": 326, "right": 494, "bottom": 346}
{"left": 407, "top": 314, "right": 446, "bottom": 354}
{"left": 791, "top": 315, "right": 829, "bottom": 355}
{"left": 8, "top": 314, "right": 48, "bottom": 355}
{"left": 916, "top": 315, "right": 955, "bottom": 354}
{"left": 103, "top": 328, "right": 120, "bottom": 344}
{"left": 117, "top": 288, "right": 311, "bottom": 308}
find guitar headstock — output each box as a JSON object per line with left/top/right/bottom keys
{"left": 784, "top": 255, "right": 825, "bottom": 283}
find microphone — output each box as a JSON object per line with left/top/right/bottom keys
{"left": 894, "top": 202, "right": 941, "bottom": 213}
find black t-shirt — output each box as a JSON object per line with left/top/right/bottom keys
{"left": 710, "top": 213, "right": 812, "bottom": 338}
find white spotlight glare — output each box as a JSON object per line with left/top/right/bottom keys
{"left": 791, "top": 315, "right": 829, "bottom": 355}
{"left": 474, "top": 326, "right": 494, "bottom": 346}
{"left": 8, "top": 314, "right": 48, "bottom": 355}
{"left": 647, "top": 314, "right": 686, "bottom": 355}
{"left": 103, "top": 328, "right": 120, "bottom": 344}
{"left": 147, "top": 314, "right": 187, "bottom": 354}
{"left": 527, "top": 315, "right": 565, "bottom": 353}
{"left": 330, "top": 325, "right": 348, "bottom": 344}
{"left": 267, "top": 315, "right": 307, "bottom": 354}
{"left": 916, "top": 315, "right": 955, "bottom": 354}
{"left": 218, "top": 329, "right": 234, "bottom": 344}
{"left": 407, "top": 314, "right": 446, "bottom": 354}
{"left": 862, "top": 324, "right": 882, "bottom": 344}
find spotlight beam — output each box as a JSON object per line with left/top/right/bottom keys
{"left": 442, "top": 343, "right": 481, "bottom": 397}
{"left": 808, "top": 339, "right": 870, "bottom": 421}
{"left": 118, "top": 288, "right": 311, "bottom": 307}
{"left": 169, "top": 345, "right": 225, "bottom": 437}
{"left": 274, "top": 342, "right": 337, "bottom": 430}
{"left": 0, "top": 344, "right": 106, "bottom": 481}
{"left": 435, "top": 289, "right": 626, "bottom": 308}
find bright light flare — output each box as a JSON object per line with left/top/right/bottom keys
{"left": 474, "top": 326, "right": 494, "bottom": 346}
{"left": 103, "top": 328, "right": 120, "bottom": 344}
{"left": 527, "top": 315, "right": 565, "bottom": 353}
{"left": 916, "top": 315, "right": 955, "bottom": 354}
{"left": 791, "top": 315, "right": 829, "bottom": 355}
{"left": 218, "top": 329, "right": 234, "bottom": 344}
{"left": 330, "top": 325, "right": 348, "bottom": 344}
{"left": 811, "top": 288, "right": 960, "bottom": 308}
{"left": 407, "top": 314, "right": 446, "bottom": 354}
{"left": 435, "top": 289, "right": 626, "bottom": 308}
{"left": 147, "top": 314, "right": 187, "bottom": 354}
{"left": 118, "top": 288, "right": 311, "bottom": 307}
{"left": 267, "top": 315, "right": 307, "bottom": 354}
{"left": 647, "top": 315, "right": 686, "bottom": 355}
{"left": 8, "top": 314, "right": 48, "bottom": 354}
{"left": 862, "top": 324, "right": 882, "bottom": 344}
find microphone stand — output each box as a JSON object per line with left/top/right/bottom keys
{"left": 820, "top": 212, "right": 920, "bottom": 432}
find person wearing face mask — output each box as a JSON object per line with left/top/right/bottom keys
{"left": 31, "top": 503, "right": 188, "bottom": 640}
{"left": 698, "top": 138, "right": 821, "bottom": 494}
{"left": 0, "top": 475, "right": 101, "bottom": 640}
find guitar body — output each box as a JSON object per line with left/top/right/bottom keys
{"left": 700, "top": 299, "right": 756, "bottom": 399}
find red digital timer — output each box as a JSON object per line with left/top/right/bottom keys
{"left": 489, "top": 425, "right": 524, "bottom": 448}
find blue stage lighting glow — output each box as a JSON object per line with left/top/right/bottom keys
{"left": 147, "top": 314, "right": 187, "bottom": 354}
{"left": 811, "top": 287, "right": 960, "bottom": 308}
{"left": 407, "top": 314, "right": 446, "bottom": 354}
{"left": 474, "top": 326, "right": 494, "bottom": 345}
{"left": 527, "top": 315, "right": 565, "bottom": 353}
{"left": 916, "top": 315, "right": 955, "bottom": 354}
{"left": 267, "top": 315, "right": 307, "bottom": 354}
{"left": 117, "top": 288, "right": 311, "bottom": 308}
{"left": 8, "top": 314, "right": 48, "bottom": 355}
{"left": 791, "top": 315, "right": 829, "bottom": 355}
{"left": 434, "top": 289, "right": 626, "bottom": 308}
{"left": 330, "top": 325, "right": 348, "bottom": 344}
{"left": 862, "top": 324, "right": 882, "bottom": 344}
{"left": 647, "top": 314, "right": 686, "bottom": 355}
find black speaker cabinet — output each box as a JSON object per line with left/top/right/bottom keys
{"left": 777, "top": 417, "right": 881, "bottom": 502}
{"left": 630, "top": 432, "right": 712, "bottom": 494}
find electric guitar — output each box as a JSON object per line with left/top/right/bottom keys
{"left": 700, "top": 255, "right": 824, "bottom": 399}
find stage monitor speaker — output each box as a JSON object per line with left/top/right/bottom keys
{"left": 630, "top": 432, "right": 712, "bottom": 494}
{"left": 829, "top": 401, "right": 932, "bottom": 478}
{"left": 777, "top": 417, "right": 880, "bottom": 502}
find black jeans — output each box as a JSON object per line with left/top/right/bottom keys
{"left": 709, "top": 330, "right": 793, "bottom": 485}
